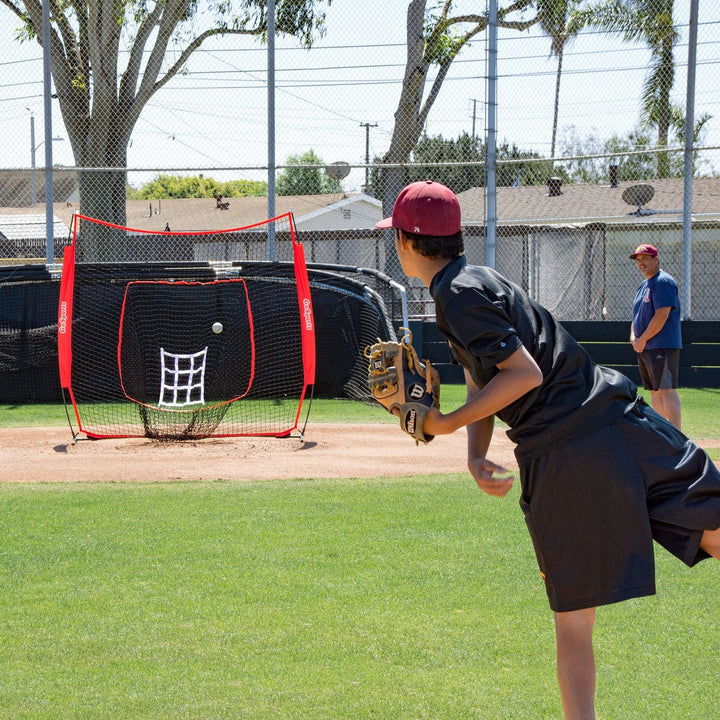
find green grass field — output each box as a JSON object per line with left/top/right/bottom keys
{"left": 0, "top": 388, "right": 718, "bottom": 718}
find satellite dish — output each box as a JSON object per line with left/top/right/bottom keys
{"left": 622, "top": 184, "right": 655, "bottom": 215}
{"left": 325, "top": 161, "right": 351, "bottom": 181}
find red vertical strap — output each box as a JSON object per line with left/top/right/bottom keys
{"left": 57, "top": 242, "right": 76, "bottom": 389}
{"left": 290, "top": 217, "right": 316, "bottom": 386}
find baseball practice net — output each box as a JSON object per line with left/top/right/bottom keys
{"left": 58, "top": 213, "right": 316, "bottom": 440}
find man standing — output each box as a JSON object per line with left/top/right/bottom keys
{"left": 630, "top": 244, "right": 682, "bottom": 429}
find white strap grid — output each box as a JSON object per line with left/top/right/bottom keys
{"left": 158, "top": 347, "right": 208, "bottom": 407}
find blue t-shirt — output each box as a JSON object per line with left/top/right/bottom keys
{"left": 632, "top": 270, "right": 682, "bottom": 349}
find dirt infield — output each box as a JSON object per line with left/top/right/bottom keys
{"left": 0, "top": 424, "right": 520, "bottom": 483}
{"left": 4, "top": 424, "right": 717, "bottom": 484}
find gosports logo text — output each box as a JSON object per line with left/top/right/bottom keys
{"left": 302, "top": 298, "right": 313, "bottom": 331}
{"left": 58, "top": 301, "right": 68, "bottom": 334}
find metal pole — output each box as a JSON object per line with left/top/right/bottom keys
{"left": 30, "top": 113, "right": 37, "bottom": 205}
{"left": 681, "top": 0, "right": 698, "bottom": 320}
{"left": 267, "top": 0, "right": 276, "bottom": 261}
{"left": 485, "top": 0, "right": 498, "bottom": 268}
{"left": 42, "top": 0, "right": 55, "bottom": 266}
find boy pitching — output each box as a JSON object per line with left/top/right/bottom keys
{"left": 377, "top": 180, "right": 720, "bottom": 720}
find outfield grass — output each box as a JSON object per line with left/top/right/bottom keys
{"left": 2, "top": 386, "right": 719, "bottom": 434}
{"left": 0, "top": 389, "right": 718, "bottom": 717}
{"left": 0, "top": 477, "right": 717, "bottom": 719}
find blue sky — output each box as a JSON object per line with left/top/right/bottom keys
{"left": 1, "top": 1, "right": 718, "bottom": 192}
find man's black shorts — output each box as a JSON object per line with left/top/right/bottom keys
{"left": 516, "top": 399, "right": 720, "bottom": 613}
{"left": 637, "top": 348, "right": 680, "bottom": 390}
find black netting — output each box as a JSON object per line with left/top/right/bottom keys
{"left": 0, "top": 269, "right": 62, "bottom": 403}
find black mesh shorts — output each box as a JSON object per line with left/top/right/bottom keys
{"left": 637, "top": 348, "right": 680, "bottom": 390}
{"left": 517, "top": 399, "right": 720, "bottom": 613}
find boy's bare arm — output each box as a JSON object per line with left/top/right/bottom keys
{"left": 424, "top": 345, "right": 542, "bottom": 437}
{"left": 463, "top": 371, "right": 515, "bottom": 496}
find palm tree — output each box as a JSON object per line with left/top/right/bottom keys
{"left": 572, "top": 0, "right": 678, "bottom": 178}
{"left": 538, "top": 0, "right": 583, "bottom": 160}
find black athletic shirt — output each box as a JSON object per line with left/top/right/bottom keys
{"left": 430, "top": 256, "right": 638, "bottom": 455}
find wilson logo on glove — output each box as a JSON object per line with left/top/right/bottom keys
{"left": 408, "top": 383, "right": 425, "bottom": 400}
{"left": 365, "top": 328, "right": 440, "bottom": 445}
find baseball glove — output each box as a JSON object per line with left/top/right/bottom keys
{"left": 365, "top": 328, "right": 440, "bottom": 444}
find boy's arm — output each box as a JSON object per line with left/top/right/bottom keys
{"left": 424, "top": 344, "right": 543, "bottom": 437}
{"left": 463, "top": 369, "right": 515, "bottom": 497}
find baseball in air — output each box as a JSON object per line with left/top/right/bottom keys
{"left": 212, "top": 322, "right": 223, "bottom": 334}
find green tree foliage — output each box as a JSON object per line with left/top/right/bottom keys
{"left": 406, "top": 133, "right": 485, "bottom": 191}
{"left": 570, "top": 0, "right": 678, "bottom": 178}
{"left": 371, "top": 133, "right": 550, "bottom": 195}
{"left": 127, "top": 175, "right": 267, "bottom": 200}
{"left": 275, "top": 150, "right": 342, "bottom": 196}
{"left": 495, "top": 141, "right": 554, "bottom": 187}
{"left": 559, "top": 114, "right": 712, "bottom": 184}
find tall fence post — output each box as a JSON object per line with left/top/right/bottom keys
{"left": 267, "top": 0, "right": 276, "bottom": 261}
{"left": 42, "top": 0, "right": 55, "bottom": 267}
{"left": 485, "top": 0, "right": 498, "bottom": 269}
{"left": 681, "top": 0, "right": 699, "bottom": 320}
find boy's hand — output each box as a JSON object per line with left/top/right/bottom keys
{"left": 468, "top": 457, "right": 515, "bottom": 497}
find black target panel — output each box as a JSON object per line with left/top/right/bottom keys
{"left": 118, "top": 280, "right": 254, "bottom": 410}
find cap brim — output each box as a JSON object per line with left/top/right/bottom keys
{"left": 375, "top": 216, "right": 394, "bottom": 229}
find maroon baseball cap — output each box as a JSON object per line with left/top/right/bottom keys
{"left": 629, "top": 244, "right": 658, "bottom": 259}
{"left": 376, "top": 180, "right": 461, "bottom": 236}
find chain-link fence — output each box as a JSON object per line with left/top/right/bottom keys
{"left": 1, "top": 1, "right": 718, "bottom": 321}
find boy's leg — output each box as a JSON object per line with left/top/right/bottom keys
{"left": 554, "top": 607, "right": 597, "bottom": 720}
{"left": 700, "top": 528, "right": 720, "bottom": 559}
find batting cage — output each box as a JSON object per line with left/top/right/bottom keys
{"left": 58, "top": 213, "right": 400, "bottom": 441}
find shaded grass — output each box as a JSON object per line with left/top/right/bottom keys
{"left": 0, "top": 477, "right": 717, "bottom": 719}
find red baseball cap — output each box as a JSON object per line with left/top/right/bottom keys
{"left": 376, "top": 180, "right": 461, "bottom": 236}
{"left": 629, "top": 244, "right": 658, "bottom": 259}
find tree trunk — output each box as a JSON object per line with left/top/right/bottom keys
{"left": 76, "top": 166, "right": 129, "bottom": 262}
{"left": 551, "top": 46, "right": 564, "bottom": 160}
{"left": 379, "top": 164, "right": 407, "bottom": 282}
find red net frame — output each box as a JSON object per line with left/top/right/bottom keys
{"left": 58, "top": 212, "right": 316, "bottom": 440}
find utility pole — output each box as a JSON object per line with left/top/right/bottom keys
{"left": 471, "top": 98, "right": 478, "bottom": 140}
{"left": 360, "top": 122, "right": 377, "bottom": 193}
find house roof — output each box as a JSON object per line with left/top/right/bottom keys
{"left": 0, "top": 170, "right": 78, "bottom": 207}
{"left": 122, "top": 194, "right": 355, "bottom": 233}
{"left": 0, "top": 193, "right": 352, "bottom": 234}
{"left": 293, "top": 193, "right": 382, "bottom": 229}
{"left": 1, "top": 177, "right": 718, "bottom": 235}
{"left": 0, "top": 213, "right": 72, "bottom": 240}
{"left": 458, "top": 177, "right": 720, "bottom": 225}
